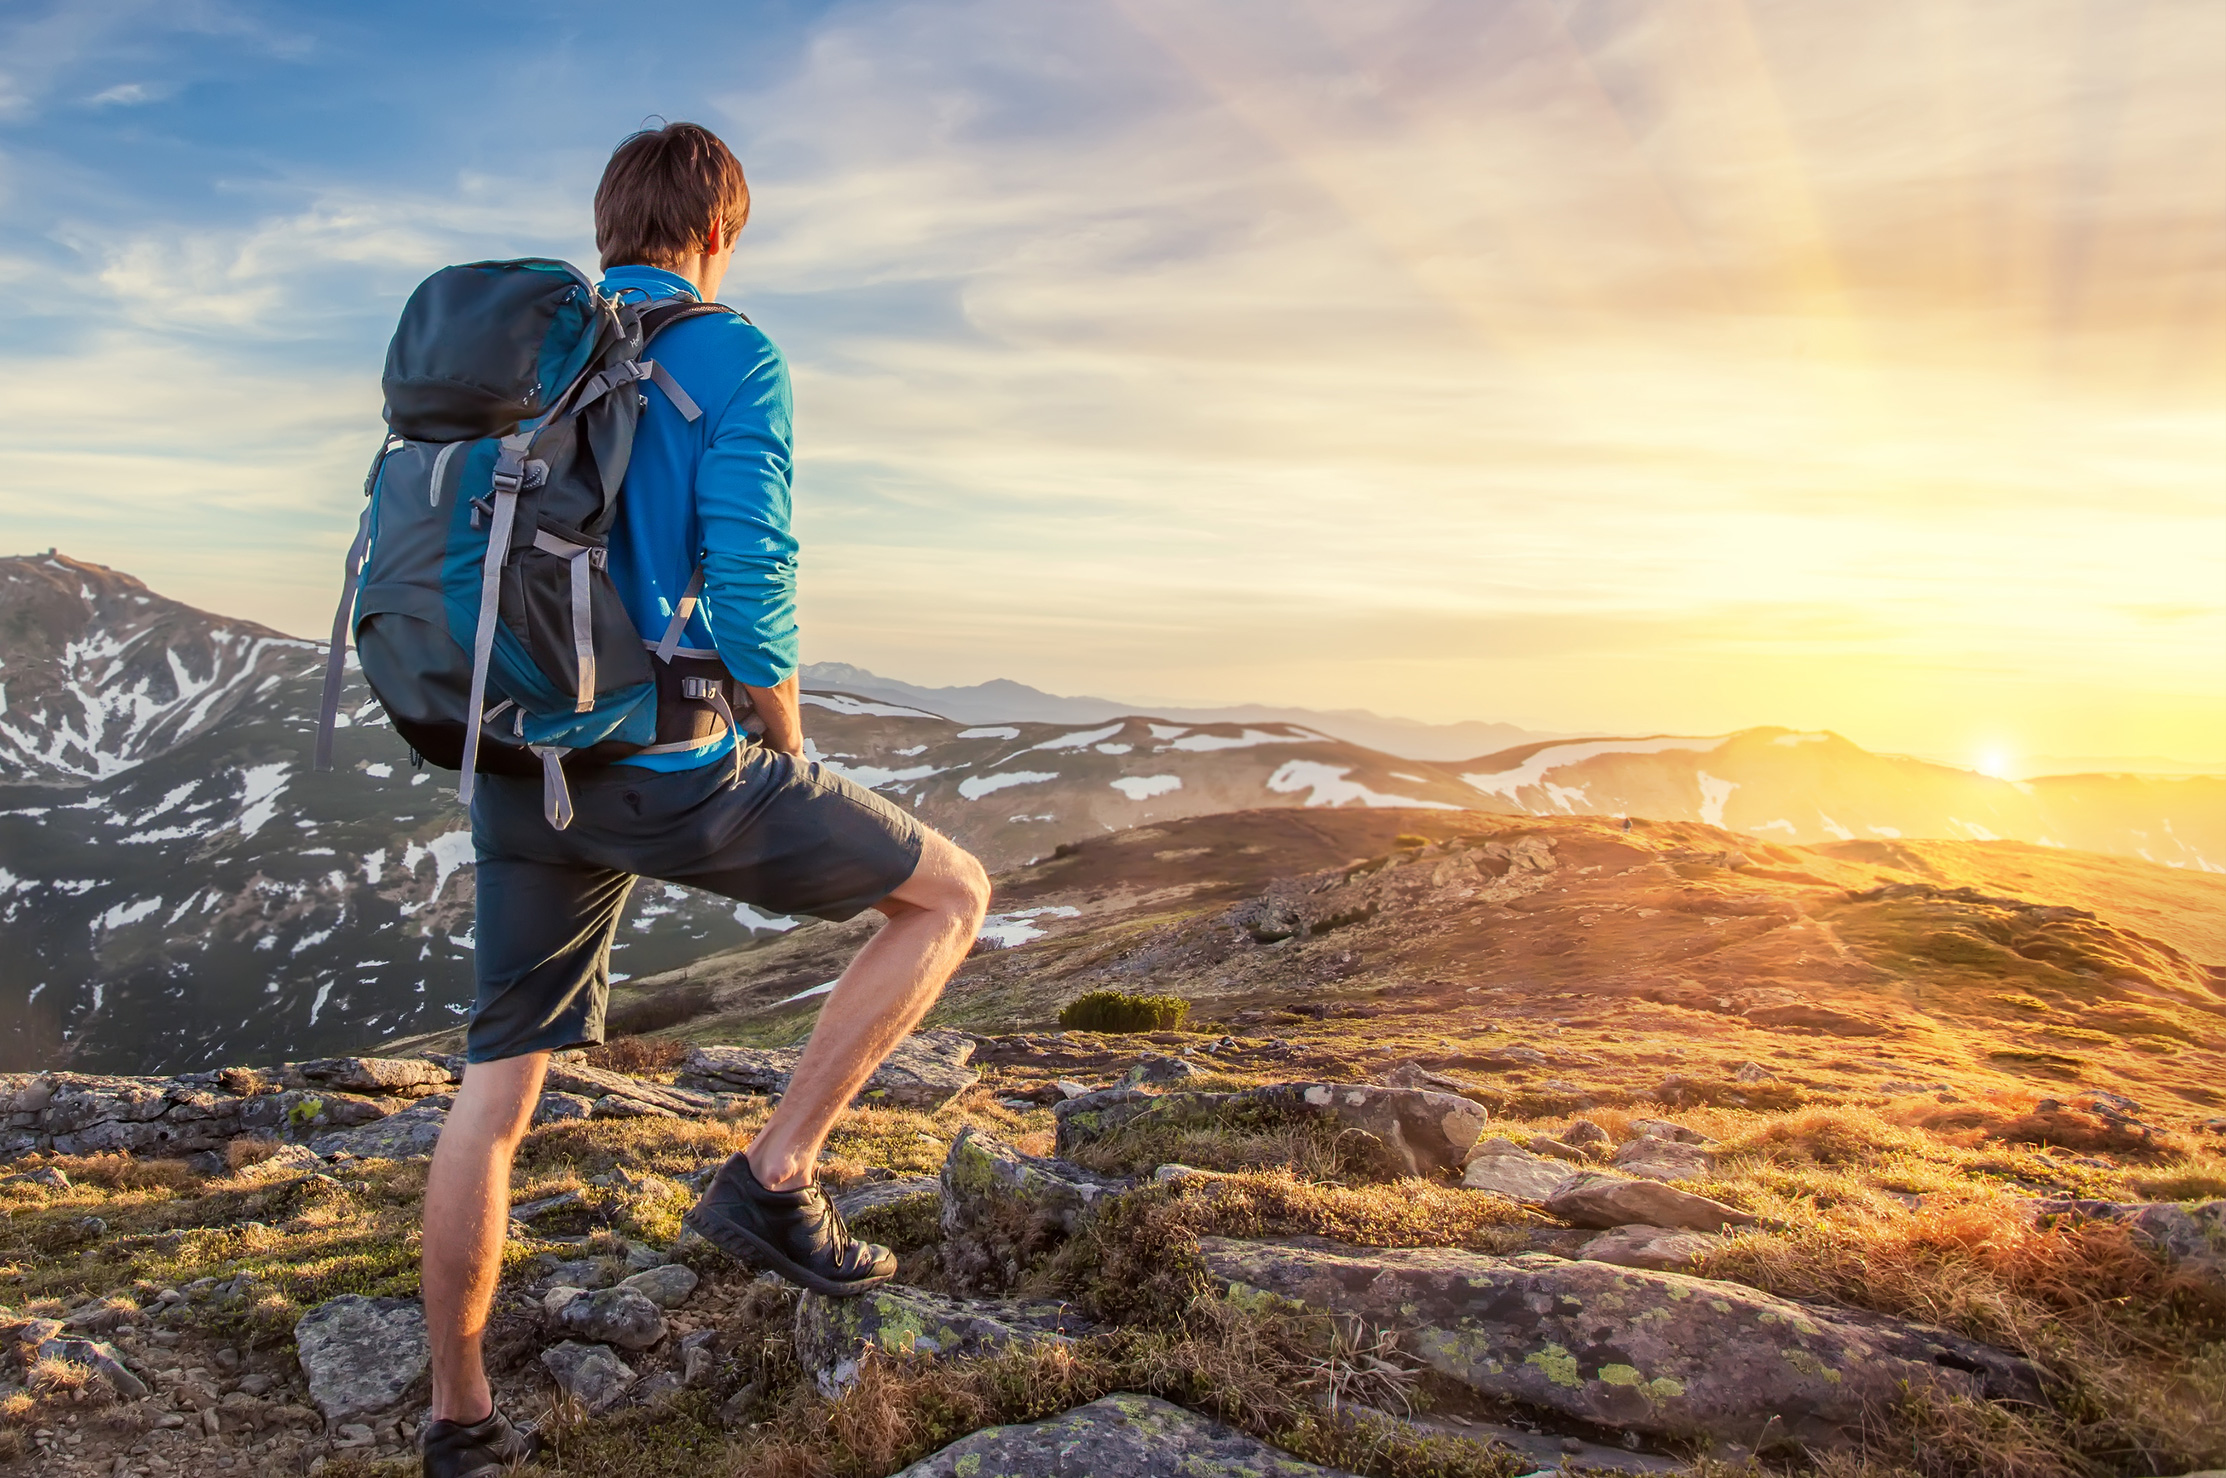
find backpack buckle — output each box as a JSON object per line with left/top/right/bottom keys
{"left": 680, "top": 676, "right": 717, "bottom": 700}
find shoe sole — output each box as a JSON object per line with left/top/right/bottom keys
{"left": 682, "top": 1205, "right": 895, "bottom": 1298}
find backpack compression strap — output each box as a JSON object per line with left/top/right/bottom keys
{"left": 455, "top": 432, "right": 533, "bottom": 811}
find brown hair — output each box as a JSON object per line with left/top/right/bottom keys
{"left": 594, "top": 121, "right": 751, "bottom": 270}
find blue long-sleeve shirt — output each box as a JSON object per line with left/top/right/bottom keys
{"left": 598, "top": 264, "right": 799, "bottom": 771}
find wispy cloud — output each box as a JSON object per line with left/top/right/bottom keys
{"left": 0, "top": 0, "right": 2219, "bottom": 763}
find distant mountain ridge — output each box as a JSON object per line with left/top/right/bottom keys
{"left": 798, "top": 661, "right": 1554, "bottom": 762}
{"left": 3, "top": 553, "right": 2220, "bottom": 1075}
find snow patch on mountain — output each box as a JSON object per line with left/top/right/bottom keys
{"left": 1268, "top": 760, "right": 1459, "bottom": 811}
{"left": 1462, "top": 736, "right": 1724, "bottom": 804}
{"left": 1031, "top": 724, "right": 1125, "bottom": 752}
{"left": 1111, "top": 774, "right": 1181, "bottom": 801}
{"left": 1697, "top": 771, "right": 1738, "bottom": 827}
{"left": 958, "top": 770, "right": 1059, "bottom": 800}
{"left": 1166, "top": 727, "right": 1315, "bottom": 752}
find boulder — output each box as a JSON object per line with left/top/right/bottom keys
{"left": 1460, "top": 1140, "right": 1575, "bottom": 1201}
{"left": 0, "top": 1071, "right": 385, "bottom": 1161}
{"left": 1546, "top": 1172, "right": 1756, "bottom": 1232}
{"left": 34, "top": 1337, "right": 148, "bottom": 1400}
{"left": 2029, "top": 1198, "right": 2226, "bottom": 1292}
{"left": 1200, "top": 1239, "right": 2041, "bottom": 1448}
{"left": 550, "top": 1286, "right": 666, "bottom": 1349}
{"left": 1053, "top": 1082, "right": 1486, "bottom": 1179}
{"left": 941, "top": 1128, "right": 1130, "bottom": 1290}
{"left": 1612, "top": 1136, "right": 1715, "bottom": 1183}
{"left": 680, "top": 1029, "right": 980, "bottom": 1111}
{"left": 310, "top": 1100, "right": 449, "bottom": 1160}
{"left": 888, "top": 1391, "right": 1358, "bottom": 1477}
{"left": 1526, "top": 1135, "right": 1596, "bottom": 1164}
{"left": 794, "top": 1284, "right": 1090, "bottom": 1397}
{"left": 532, "top": 1092, "right": 595, "bottom": 1125}
{"left": 541, "top": 1340, "right": 635, "bottom": 1413}
{"left": 293, "top": 1296, "right": 429, "bottom": 1423}
{"left": 1577, "top": 1225, "right": 1722, "bottom": 1272}
{"left": 285, "top": 1057, "right": 453, "bottom": 1096}
{"left": 619, "top": 1263, "right": 698, "bottom": 1310}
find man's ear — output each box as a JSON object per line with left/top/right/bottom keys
{"left": 704, "top": 217, "right": 726, "bottom": 255}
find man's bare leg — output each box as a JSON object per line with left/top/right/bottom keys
{"left": 422, "top": 1052, "right": 548, "bottom": 1423}
{"left": 745, "top": 829, "right": 990, "bottom": 1190}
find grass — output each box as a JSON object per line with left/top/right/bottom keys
{"left": 9, "top": 999, "right": 2226, "bottom": 1478}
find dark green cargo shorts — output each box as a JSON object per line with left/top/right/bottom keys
{"left": 463, "top": 745, "right": 925, "bottom": 1063}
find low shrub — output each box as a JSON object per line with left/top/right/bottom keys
{"left": 586, "top": 1034, "right": 693, "bottom": 1075}
{"left": 1058, "top": 989, "right": 1190, "bottom": 1033}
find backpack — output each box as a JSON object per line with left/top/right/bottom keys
{"left": 313, "top": 257, "right": 746, "bottom": 828}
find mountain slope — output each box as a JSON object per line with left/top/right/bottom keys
{"left": 3, "top": 553, "right": 2219, "bottom": 1074}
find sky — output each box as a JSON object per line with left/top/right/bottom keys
{"left": 1, "top": 0, "right": 2221, "bottom": 770}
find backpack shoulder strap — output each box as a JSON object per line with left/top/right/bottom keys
{"left": 639, "top": 298, "right": 751, "bottom": 343}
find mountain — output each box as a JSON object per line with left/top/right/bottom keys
{"left": 2, "top": 553, "right": 2218, "bottom": 1074}
{"left": 798, "top": 661, "right": 1553, "bottom": 761}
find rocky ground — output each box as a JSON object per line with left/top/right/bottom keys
{"left": 4, "top": 811, "right": 2225, "bottom": 1478}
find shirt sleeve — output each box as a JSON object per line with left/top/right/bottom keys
{"left": 694, "top": 334, "right": 800, "bottom": 688}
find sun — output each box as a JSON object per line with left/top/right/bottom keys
{"left": 1977, "top": 748, "right": 2014, "bottom": 780}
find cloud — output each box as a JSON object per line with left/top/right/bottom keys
{"left": 88, "top": 81, "right": 167, "bottom": 106}
{"left": 0, "top": 0, "right": 2218, "bottom": 762}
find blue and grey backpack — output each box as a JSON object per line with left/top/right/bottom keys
{"left": 315, "top": 258, "right": 748, "bottom": 828}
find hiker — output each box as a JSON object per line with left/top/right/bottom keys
{"left": 410, "top": 123, "right": 991, "bottom": 1477}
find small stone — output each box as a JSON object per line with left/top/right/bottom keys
{"left": 796, "top": 1285, "right": 1093, "bottom": 1397}
{"left": 331, "top": 1422, "right": 374, "bottom": 1447}
{"left": 1612, "top": 1136, "right": 1715, "bottom": 1183}
{"left": 235, "top": 1373, "right": 274, "bottom": 1397}
{"left": 541, "top": 1341, "right": 634, "bottom": 1413}
{"left": 2, "top": 1165, "right": 69, "bottom": 1191}
{"left": 1732, "top": 1061, "right": 1772, "bottom": 1083}
{"left": 542, "top": 1286, "right": 587, "bottom": 1316}
{"left": 886, "top": 1392, "right": 1352, "bottom": 1477}
{"left": 717, "top": 1381, "right": 760, "bottom": 1425}
{"left": 1122, "top": 1055, "right": 1200, "bottom": 1086}
{"left": 1577, "top": 1225, "right": 1723, "bottom": 1271}
{"left": 1561, "top": 1119, "right": 1609, "bottom": 1147}
{"left": 554, "top": 1286, "right": 666, "bottom": 1350}
{"left": 1627, "top": 1118, "right": 1714, "bottom": 1145}
{"left": 292, "top": 1296, "right": 429, "bottom": 1423}
{"left": 34, "top": 1337, "right": 149, "bottom": 1400}
{"left": 1053, "top": 1081, "right": 1093, "bottom": 1100}
{"left": 1546, "top": 1172, "right": 1757, "bottom": 1231}
{"left": 531, "top": 1093, "right": 594, "bottom": 1126}
{"left": 1525, "top": 1136, "right": 1593, "bottom": 1164}
{"left": 1460, "top": 1139, "right": 1575, "bottom": 1202}
{"left": 618, "top": 1264, "right": 698, "bottom": 1310}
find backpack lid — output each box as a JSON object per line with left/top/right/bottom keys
{"left": 382, "top": 259, "right": 609, "bottom": 442}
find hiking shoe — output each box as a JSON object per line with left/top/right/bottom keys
{"left": 421, "top": 1405, "right": 539, "bottom": 1478}
{"left": 683, "top": 1152, "right": 897, "bottom": 1296}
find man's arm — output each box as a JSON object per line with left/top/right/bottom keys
{"left": 695, "top": 331, "right": 803, "bottom": 750}
{"left": 744, "top": 675, "right": 802, "bottom": 755}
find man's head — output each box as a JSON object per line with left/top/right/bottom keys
{"left": 594, "top": 122, "right": 750, "bottom": 287}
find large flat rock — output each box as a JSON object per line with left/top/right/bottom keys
{"left": 310, "top": 1100, "right": 449, "bottom": 1160}
{"left": 680, "top": 1029, "right": 979, "bottom": 1111}
{"left": 1199, "top": 1239, "right": 2041, "bottom": 1448}
{"left": 888, "top": 1391, "right": 1359, "bottom": 1477}
{"left": 1053, "top": 1081, "right": 1486, "bottom": 1178}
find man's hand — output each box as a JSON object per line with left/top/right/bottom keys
{"left": 742, "top": 675, "right": 804, "bottom": 755}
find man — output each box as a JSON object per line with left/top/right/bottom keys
{"left": 416, "top": 122, "right": 991, "bottom": 1478}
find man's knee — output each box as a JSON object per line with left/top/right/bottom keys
{"left": 911, "top": 831, "right": 991, "bottom": 924}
